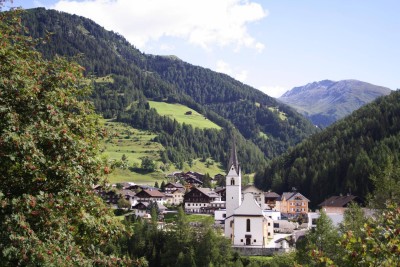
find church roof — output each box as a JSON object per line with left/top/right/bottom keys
{"left": 234, "top": 193, "right": 263, "bottom": 216}
{"left": 227, "top": 141, "right": 240, "bottom": 173}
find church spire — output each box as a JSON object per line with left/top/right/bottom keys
{"left": 228, "top": 140, "right": 240, "bottom": 174}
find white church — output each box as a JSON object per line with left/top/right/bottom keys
{"left": 224, "top": 142, "right": 274, "bottom": 247}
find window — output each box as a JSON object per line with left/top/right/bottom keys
{"left": 253, "top": 239, "right": 256, "bottom": 242}
{"left": 223, "top": 214, "right": 226, "bottom": 218}
{"left": 241, "top": 239, "right": 243, "bottom": 242}
{"left": 231, "top": 178, "right": 235, "bottom": 185}
{"left": 246, "top": 219, "right": 251, "bottom": 232}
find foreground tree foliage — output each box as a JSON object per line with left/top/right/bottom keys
{"left": 307, "top": 203, "right": 400, "bottom": 267}
{"left": 0, "top": 7, "right": 132, "bottom": 266}
{"left": 296, "top": 210, "right": 341, "bottom": 266}
{"left": 124, "top": 207, "right": 235, "bottom": 267}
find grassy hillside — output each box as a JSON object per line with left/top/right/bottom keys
{"left": 101, "top": 119, "right": 225, "bottom": 184}
{"left": 149, "top": 101, "right": 221, "bottom": 130}
{"left": 102, "top": 119, "right": 162, "bottom": 164}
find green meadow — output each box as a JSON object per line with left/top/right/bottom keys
{"left": 101, "top": 119, "right": 165, "bottom": 184}
{"left": 100, "top": 119, "right": 225, "bottom": 185}
{"left": 268, "top": 106, "right": 287, "bottom": 120}
{"left": 149, "top": 101, "right": 221, "bottom": 130}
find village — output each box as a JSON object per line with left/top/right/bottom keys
{"left": 94, "top": 143, "right": 364, "bottom": 256}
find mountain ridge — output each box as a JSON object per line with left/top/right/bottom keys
{"left": 279, "top": 79, "right": 391, "bottom": 127}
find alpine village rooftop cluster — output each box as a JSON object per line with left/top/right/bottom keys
{"left": 95, "top": 142, "right": 365, "bottom": 255}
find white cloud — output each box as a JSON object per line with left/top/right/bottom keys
{"left": 33, "top": 0, "right": 44, "bottom": 7}
{"left": 52, "top": 0, "right": 267, "bottom": 51}
{"left": 259, "top": 85, "right": 288, "bottom": 98}
{"left": 216, "top": 60, "right": 247, "bottom": 82}
{"left": 159, "top": 44, "right": 175, "bottom": 52}
{"left": 216, "top": 60, "right": 233, "bottom": 76}
{"left": 235, "top": 70, "right": 248, "bottom": 82}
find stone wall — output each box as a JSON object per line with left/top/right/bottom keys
{"left": 233, "top": 246, "right": 292, "bottom": 256}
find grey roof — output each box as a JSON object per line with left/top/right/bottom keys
{"left": 280, "top": 192, "right": 310, "bottom": 202}
{"left": 172, "top": 188, "right": 185, "bottom": 194}
{"left": 318, "top": 195, "right": 359, "bottom": 207}
{"left": 165, "top": 182, "right": 185, "bottom": 189}
{"left": 264, "top": 192, "right": 280, "bottom": 198}
{"left": 120, "top": 189, "right": 136, "bottom": 197}
{"left": 157, "top": 202, "right": 167, "bottom": 211}
{"left": 227, "top": 141, "right": 240, "bottom": 173}
{"left": 197, "top": 188, "right": 221, "bottom": 198}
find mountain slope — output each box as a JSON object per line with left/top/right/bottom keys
{"left": 21, "top": 8, "right": 318, "bottom": 171}
{"left": 279, "top": 79, "right": 391, "bottom": 127}
{"left": 255, "top": 90, "right": 400, "bottom": 207}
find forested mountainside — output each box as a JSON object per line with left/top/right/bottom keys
{"left": 255, "top": 90, "right": 400, "bottom": 207}
{"left": 21, "top": 8, "right": 318, "bottom": 172}
{"left": 279, "top": 79, "right": 391, "bottom": 128}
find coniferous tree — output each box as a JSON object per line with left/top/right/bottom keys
{"left": 296, "top": 210, "right": 340, "bottom": 265}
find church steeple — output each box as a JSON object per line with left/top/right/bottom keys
{"left": 225, "top": 139, "right": 242, "bottom": 240}
{"left": 227, "top": 140, "right": 240, "bottom": 174}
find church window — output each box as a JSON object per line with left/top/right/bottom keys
{"left": 246, "top": 219, "right": 251, "bottom": 232}
{"left": 231, "top": 178, "right": 235, "bottom": 185}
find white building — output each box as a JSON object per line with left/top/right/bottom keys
{"left": 215, "top": 209, "right": 227, "bottom": 222}
{"left": 262, "top": 210, "right": 281, "bottom": 221}
{"left": 232, "top": 193, "right": 274, "bottom": 246}
{"left": 242, "top": 184, "right": 264, "bottom": 207}
{"left": 224, "top": 142, "right": 274, "bottom": 246}
{"left": 184, "top": 187, "right": 221, "bottom": 213}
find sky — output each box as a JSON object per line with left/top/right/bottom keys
{"left": 9, "top": 0, "right": 400, "bottom": 97}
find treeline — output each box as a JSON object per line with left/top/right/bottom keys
{"left": 21, "top": 8, "right": 317, "bottom": 169}
{"left": 146, "top": 55, "right": 318, "bottom": 159}
{"left": 117, "top": 101, "right": 266, "bottom": 173}
{"left": 208, "top": 100, "right": 312, "bottom": 158}
{"left": 255, "top": 90, "right": 400, "bottom": 207}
